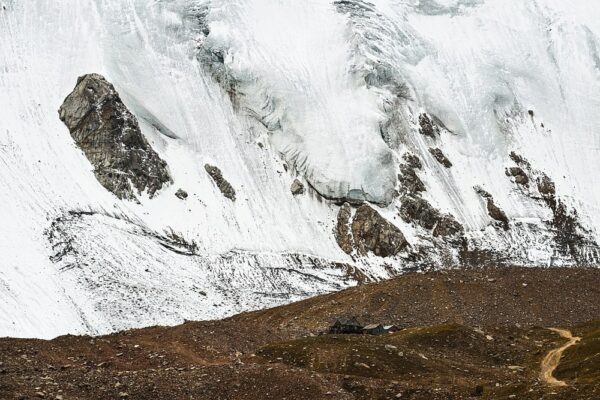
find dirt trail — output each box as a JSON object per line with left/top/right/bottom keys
{"left": 540, "top": 328, "right": 581, "bottom": 386}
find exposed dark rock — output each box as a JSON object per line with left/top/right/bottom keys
{"left": 505, "top": 155, "right": 599, "bottom": 263}
{"left": 536, "top": 174, "right": 592, "bottom": 262}
{"left": 474, "top": 186, "right": 492, "bottom": 199}
{"left": 204, "top": 164, "right": 236, "bottom": 201}
{"left": 551, "top": 201, "right": 588, "bottom": 261}
{"left": 175, "top": 189, "right": 188, "bottom": 200}
{"left": 505, "top": 167, "right": 529, "bottom": 186}
{"left": 399, "top": 195, "right": 439, "bottom": 230}
{"left": 429, "top": 148, "right": 452, "bottom": 168}
{"left": 398, "top": 153, "right": 425, "bottom": 196}
{"left": 402, "top": 153, "right": 422, "bottom": 170}
{"left": 486, "top": 200, "right": 509, "bottom": 230}
{"left": 398, "top": 165, "right": 425, "bottom": 195}
{"left": 396, "top": 168, "right": 464, "bottom": 237}
{"left": 474, "top": 187, "right": 509, "bottom": 230}
{"left": 351, "top": 205, "right": 408, "bottom": 257}
{"left": 537, "top": 174, "right": 556, "bottom": 197}
{"left": 290, "top": 179, "right": 305, "bottom": 195}
{"left": 334, "top": 203, "right": 408, "bottom": 257}
{"left": 433, "top": 214, "right": 464, "bottom": 237}
{"left": 418, "top": 114, "right": 439, "bottom": 138}
{"left": 58, "top": 74, "right": 171, "bottom": 200}
{"left": 509, "top": 151, "right": 531, "bottom": 168}
{"left": 335, "top": 203, "right": 354, "bottom": 255}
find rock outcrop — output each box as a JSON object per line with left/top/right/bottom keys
{"left": 418, "top": 113, "right": 439, "bottom": 138}
{"left": 475, "top": 187, "right": 509, "bottom": 230}
{"left": 508, "top": 152, "right": 599, "bottom": 263}
{"left": 397, "top": 152, "right": 463, "bottom": 239}
{"left": 398, "top": 164, "right": 425, "bottom": 195}
{"left": 505, "top": 167, "right": 529, "bottom": 186}
{"left": 432, "top": 214, "right": 464, "bottom": 238}
{"left": 335, "top": 203, "right": 354, "bottom": 254}
{"left": 175, "top": 189, "right": 188, "bottom": 200}
{"left": 335, "top": 203, "right": 408, "bottom": 257}
{"left": 429, "top": 148, "right": 453, "bottom": 168}
{"left": 290, "top": 179, "right": 305, "bottom": 195}
{"left": 399, "top": 195, "right": 463, "bottom": 238}
{"left": 59, "top": 74, "right": 171, "bottom": 200}
{"left": 399, "top": 195, "right": 439, "bottom": 230}
{"left": 205, "top": 164, "right": 236, "bottom": 201}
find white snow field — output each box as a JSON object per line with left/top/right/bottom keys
{"left": 1, "top": 0, "right": 600, "bottom": 338}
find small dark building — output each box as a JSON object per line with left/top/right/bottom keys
{"left": 329, "top": 317, "right": 363, "bottom": 334}
{"left": 362, "top": 324, "right": 385, "bottom": 335}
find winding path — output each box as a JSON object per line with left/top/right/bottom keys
{"left": 540, "top": 328, "right": 581, "bottom": 386}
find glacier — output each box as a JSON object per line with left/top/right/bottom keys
{"left": 1, "top": 0, "right": 599, "bottom": 338}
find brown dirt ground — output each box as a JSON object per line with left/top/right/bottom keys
{"left": 1, "top": 267, "right": 599, "bottom": 399}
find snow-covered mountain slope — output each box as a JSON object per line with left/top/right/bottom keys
{"left": 1, "top": 0, "right": 599, "bottom": 338}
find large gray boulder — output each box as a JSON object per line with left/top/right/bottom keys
{"left": 59, "top": 74, "right": 171, "bottom": 200}
{"left": 335, "top": 203, "right": 408, "bottom": 257}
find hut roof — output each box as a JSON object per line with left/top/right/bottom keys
{"left": 336, "top": 317, "right": 362, "bottom": 326}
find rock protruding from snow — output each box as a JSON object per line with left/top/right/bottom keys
{"left": 175, "top": 189, "right": 188, "bottom": 200}
{"left": 290, "top": 179, "right": 305, "bottom": 195}
{"left": 58, "top": 74, "right": 171, "bottom": 200}
{"left": 475, "top": 187, "right": 509, "bottom": 231}
{"left": 505, "top": 167, "right": 529, "bottom": 186}
{"left": 352, "top": 204, "right": 408, "bottom": 257}
{"left": 399, "top": 195, "right": 463, "bottom": 238}
{"left": 204, "top": 164, "right": 236, "bottom": 201}
{"left": 398, "top": 153, "right": 425, "bottom": 196}
{"left": 418, "top": 114, "right": 439, "bottom": 138}
{"left": 335, "top": 203, "right": 354, "bottom": 254}
{"left": 429, "top": 148, "right": 453, "bottom": 168}
{"left": 397, "top": 152, "right": 463, "bottom": 239}
{"left": 335, "top": 203, "right": 408, "bottom": 257}
{"left": 507, "top": 153, "right": 600, "bottom": 264}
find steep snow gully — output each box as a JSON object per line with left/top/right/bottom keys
{"left": 1, "top": 0, "right": 600, "bottom": 338}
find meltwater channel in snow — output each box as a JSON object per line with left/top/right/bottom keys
{"left": 1, "top": 0, "right": 600, "bottom": 338}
